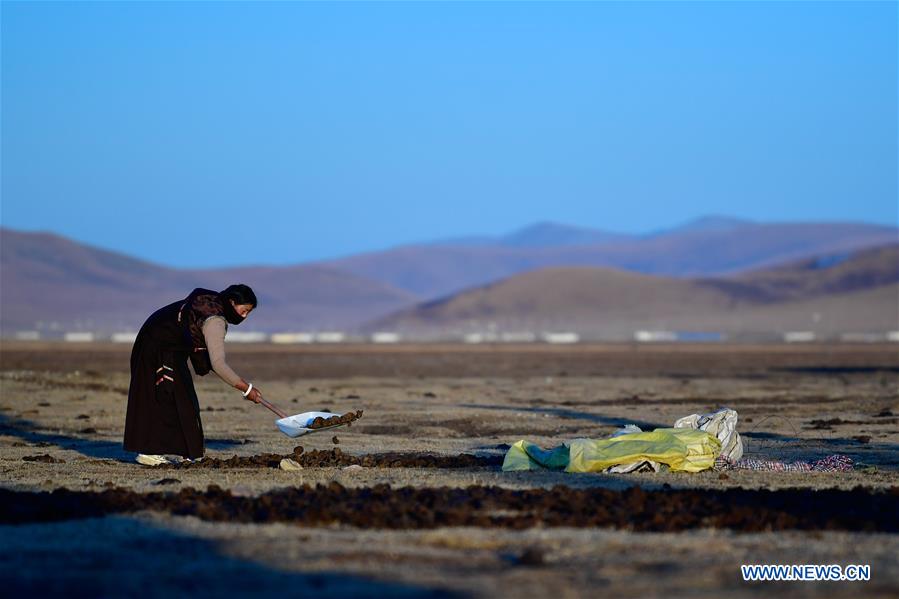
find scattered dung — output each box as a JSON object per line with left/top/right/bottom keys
{"left": 331, "top": 436, "right": 339, "bottom": 444}
{"left": 168, "top": 448, "right": 502, "bottom": 470}
{"left": 172, "top": 453, "right": 285, "bottom": 469}
{"left": 807, "top": 418, "right": 846, "bottom": 429}
{"left": 22, "top": 454, "right": 65, "bottom": 464}
{"left": 1, "top": 484, "right": 896, "bottom": 533}
{"left": 308, "top": 410, "right": 364, "bottom": 429}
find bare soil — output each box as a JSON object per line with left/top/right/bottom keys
{"left": 1, "top": 342, "right": 897, "bottom": 597}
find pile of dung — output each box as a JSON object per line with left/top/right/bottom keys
{"left": 308, "top": 410, "right": 364, "bottom": 429}
{"left": 2, "top": 484, "right": 896, "bottom": 533}
{"left": 168, "top": 447, "right": 503, "bottom": 470}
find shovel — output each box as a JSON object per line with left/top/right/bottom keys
{"left": 258, "top": 397, "right": 352, "bottom": 438}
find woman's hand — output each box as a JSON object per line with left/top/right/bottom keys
{"left": 238, "top": 381, "right": 263, "bottom": 404}
{"left": 245, "top": 386, "right": 263, "bottom": 404}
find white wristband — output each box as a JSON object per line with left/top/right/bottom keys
{"left": 242, "top": 383, "right": 253, "bottom": 397}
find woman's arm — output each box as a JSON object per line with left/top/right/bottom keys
{"left": 202, "top": 316, "right": 263, "bottom": 402}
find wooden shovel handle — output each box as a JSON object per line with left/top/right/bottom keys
{"left": 258, "top": 397, "right": 288, "bottom": 419}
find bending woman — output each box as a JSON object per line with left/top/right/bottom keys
{"left": 124, "top": 284, "right": 263, "bottom": 466}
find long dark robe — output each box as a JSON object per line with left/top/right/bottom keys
{"left": 123, "top": 300, "right": 205, "bottom": 459}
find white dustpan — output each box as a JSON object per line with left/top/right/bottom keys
{"left": 259, "top": 398, "right": 351, "bottom": 438}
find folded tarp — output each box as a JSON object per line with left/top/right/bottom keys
{"left": 503, "top": 428, "right": 722, "bottom": 473}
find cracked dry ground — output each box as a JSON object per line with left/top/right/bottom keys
{"left": 1, "top": 342, "right": 897, "bottom": 597}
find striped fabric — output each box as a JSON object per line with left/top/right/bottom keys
{"left": 155, "top": 364, "right": 174, "bottom": 386}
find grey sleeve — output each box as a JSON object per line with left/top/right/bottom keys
{"left": 202, "top": 316, "right": 242, "bottom": 387}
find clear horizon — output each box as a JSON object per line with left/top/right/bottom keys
{"left": 2, "top": 1, "right": 896, "bottom": 268}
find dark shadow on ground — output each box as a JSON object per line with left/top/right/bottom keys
{"left": 0, "top": 414, "right": 243, "bottom": 461}
{"left": 458, "top": 402, "right": 668, "bottom": 431}
{"left": 771, "top": 366, "right": 899, "bottom": 375}
{"left": 206, "top": 438, "right": 251, "bottom": 449}
{"left": 0, "top": 515, "right": 457, "bottom": 598}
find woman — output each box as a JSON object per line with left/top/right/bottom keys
{"left": 124, "top": 284, "right": 264, "bottom": 466}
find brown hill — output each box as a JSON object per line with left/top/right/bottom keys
{"left": 3, "top": 225, "right": 896, "bottom": 337}
{"left": 0, "top": 229, "right": 418, "bottom": 334}
{"left": 368, "top": 244, "right": 899, "bottom": 338}
{"left": 702, "top": 244, "right": 899, "bottom": 302}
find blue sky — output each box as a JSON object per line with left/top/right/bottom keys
{"left": 2, "top": 1, "right": 896, "bottom": 267}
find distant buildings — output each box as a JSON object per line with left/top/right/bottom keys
{"left": 63, "top": 332, "right": 95, "bottom": 342}
{"left": 4, "top": 327, "right": 899, "bottom": 344}
{"left": 371, "top": 332, "right": 401, "bottom": 343}
{"left": 783, "top": 331, "right": 816, "bottom": 343}
{"left": 270, "top": 333, "right": 315, "bottom": 344}
{"left": 542, "top": 332, "right": 580, "bottom": 344}
{"left": 315, "top": 332, "right": 346, "bottom": 343}
{"left": 634, "top": 330, "right": 677, "bottom": 343}
{"left": 223, "top": 331, "right": 268, "bottom": 343}
{"left": 111, "top": 332, "right": 138, "bottom": 343}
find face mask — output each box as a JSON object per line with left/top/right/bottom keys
{"left": 221, "top": 298, "right": 246, "bottom": 325}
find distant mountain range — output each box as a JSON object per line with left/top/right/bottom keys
{"left": 320, "top": 217, "right": 898, "bottom": 297}
{"left": 369, "top": 244, "right": 899, "bottom": 338}
{"left": 0, "top": 228, "right": 415, "bottom": 334}
{"left": 0, "top": 218, "right": 896, "bottom": 336}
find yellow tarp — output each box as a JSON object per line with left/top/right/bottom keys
{"left": 502, "top": 428, "right": 722, "bottom": 473}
